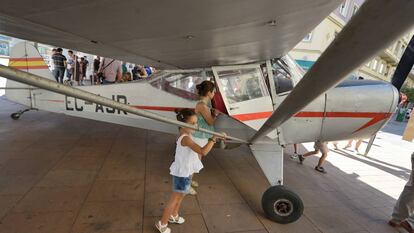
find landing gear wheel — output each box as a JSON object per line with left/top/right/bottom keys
{"left": 262, "top": 185, "right": 303, "bottom": 224}
{"left": 10, "top": 113, "right": 21, "bottom": 120}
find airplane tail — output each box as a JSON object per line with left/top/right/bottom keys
{"left": 5, "top": 41, "right": 54, "bottom": 106}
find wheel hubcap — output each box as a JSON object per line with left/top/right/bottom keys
{"left": 273, "top": 199, "right": 293, "bottom": 216}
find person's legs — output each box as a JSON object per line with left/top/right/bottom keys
{"left": 344, "top": 139, "right": 353, "bottom": 149}
{"left": 53, "top": 69, "right": 59, "bottom": 82}
{"left": 172, "top": 194, "right": 185, "bottom": 217}
{"left": 317, "top": 152, "right": 328, "bottom": 167}
{"left": 294, "top": 144, "right": 298, "bottom": 154}
{"left": 355, "top": 139, "right": 363, "bottom": 152}
{"left": 303, "top": 150, "right": 318, "bottom": 157}
{"left": 160, "top": 192, "right": 182, "bottom": 225}
{"left": 298, "top": 150, "right": 318, "bottom": 164}
{"left": 58, "top": 68, "right": 65, "bottom": 83}
{"left": 391, "top": 153, "right": 414, "bottom": 226}
{"left": 392, "top": 186, "right": 414, "bottom": 223}
{"left": 332, "top": 141, "right": 339, "bottom": 150}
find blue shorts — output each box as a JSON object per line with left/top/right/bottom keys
{"left": 172, "top": 175, "right": 192, "bottom": 194}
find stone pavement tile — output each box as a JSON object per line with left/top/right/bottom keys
{"left": 0, "top": 174, "right": 42, "bottom": 195}
{"left": 12, "top": 186, "right": 89, "bottom": 213}
{"left": 144, "top": 192, "right": 200, "bottom": 217}
{"left": 364, "top": 221, "right": 399, "bottom": 233}
{"left": 146, "top": 143, "right": 175, "bottom": 155}
{"left": 231, "top": 231, "right": 268, "bottom": 233}
{"left": 97, "top": 152, "right": 145, "bottom": 181}
{"left": 196, "top": 183, "right": 245, "bottom": 205}
{"left": 53, "top": 156, "right": 105, "bottom": 171}
{"left": 194, "top": 170, "right": 232, "bottom": 185}
{"left": 145, "top": 171, "right": 171, "bottom": 193}
{"left": 0, "top": 195, "right": 21, "bottom": 219}
{"left": 110, "top": 140, "right": 147, "bottom": 153}
{"left": 87, "top": 180, "right": 144, "bottom": 202}
{"left": 71, "top": 201, "right": 142, "bottom": 233}
{"left": 200, "top": 203, "right": 264, "bottom": 233}
{"left": 0, "top": 140, "right": 34, "bottom": 153}
{"left": 146, "top": 150, "right": 175, "bottom": 163}
{"left": 9, "top": 147, "right": 68, "bottom": 161}
{"left": 143, "top": 214, "right": 208, "bottom": 233}
{"left": 0, "top": 158, "right": 56, "bottom": 176}
{"left": 65, "top": 146, "right": 110, "bottom": 158}
{"left": 348, "top": 207, "right": 391, "bottom": 228}
{"left": 294, "top": 189, "right": 346, "bottom": 208}
{"left": 201, "top": 155, "right": 225, "bottom": 171}
{"left": 223, "top": 168, "right": 269, "bottom": 212}
{"left": 259, "top": 214, "right": 320, "bottom": 233}
{"left": 36, "top": 170, "right": 97, "bottom": 187}
{"left": 146, "top": 159, "right": 171, "bottom": 174}
{"left": 0, "top": 211, "right": 76, "bottom": 233}
{"left": 304, "top": 206, "right": 366, "bottom": 233}
{"left": 147, "top": 131, "right": 177, "bottom": 145}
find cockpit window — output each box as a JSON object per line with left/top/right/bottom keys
{"left": 271, "top": 54, "right": 305, "bottom": 94}
{"left": 215, "top": 67, "right": 269, "bottom": 104}
{"left": 150, "top": 71, "right": 212, "bottom": 100}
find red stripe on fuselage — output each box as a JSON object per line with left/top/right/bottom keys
{"left": 233, "top": 111, "right": 392, "bottom": 133}
{"left": 9, "top": 57, "right": 44, "bottom": 61}
{"left": 132, "top": 106, "right": 190, "bottom": 112}
{"left": 10, "top": 65, "right": 49, "bottom": 69}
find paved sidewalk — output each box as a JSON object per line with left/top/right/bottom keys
{"left": 0, "top": 97, "right": 411, "bottom": 233}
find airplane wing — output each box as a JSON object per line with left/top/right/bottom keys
{"left": 251, "top": 0, "right": 414, "bottom": 143}
{"left": 0, "top": 0, "right": 342, "bottom": 68}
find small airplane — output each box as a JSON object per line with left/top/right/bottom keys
{"left": 1, "top": 0, "right": 414, "bottom": 225}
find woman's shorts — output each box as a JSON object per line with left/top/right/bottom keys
{"left": 172, "top": 175, "right": 192, "bottom": 194}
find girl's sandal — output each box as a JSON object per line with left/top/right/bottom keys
{"left": 168, "top": 215, "right": 185, "bottom": 224}
{"left": 155, "top": 221, "right": 171, "bottom": 233}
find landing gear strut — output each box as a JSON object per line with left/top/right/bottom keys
{"left": 10, "top": 109, "right": 31, "bottom": 120}
{"left": 262, "top": 186, "right": 304, "bottom": 224}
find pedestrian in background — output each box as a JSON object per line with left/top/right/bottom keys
{"left": 52, "top": 48, "right": 67, "bottom": 83}
{"left": 389, "top": 152, "right": 414, "bottom": 232}
{"left": 298, "top": 141, "right": 329, "bottom": 173}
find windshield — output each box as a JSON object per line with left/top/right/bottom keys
{"left": 273, "top": 54, "right": 305, "bottom": 85}
{"left": 149, "top": 70, "right": 213, "bottom": 100}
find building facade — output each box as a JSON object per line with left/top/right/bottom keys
{"left": 290, "top": 0, "right": 414, "bottom": 87}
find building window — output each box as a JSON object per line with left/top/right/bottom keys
{"left": 352, "top": 4, "right": 359, "bottom": 16}
{"left": 394, "top": 41, "right": 401, "bottom": 56}
{"left": 339, "top": 0, "right": 348, "bottom": 16}
{"left": 302, "top": 32, "right": 313, "bottom": 42}
{"left": 400, "top": 44, "right": 406, "bottom": 57}
{"left": 372, "top": 59, "right": 378, "bottom": 71}
{"left": 379, "top": 63, "right": 385, "bottom": 74}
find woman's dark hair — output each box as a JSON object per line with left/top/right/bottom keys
{"left": 175, "top": 108, "right": 195, "bottom": 123}
{"left": 196, "top": 81, "right": 215, "bottom": 97}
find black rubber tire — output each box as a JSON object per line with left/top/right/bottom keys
{"left": 10, "top": 113, "right": 20, "bottom": 120}
{"left": 262, "top": 186, "right": 304, "bottom": 224}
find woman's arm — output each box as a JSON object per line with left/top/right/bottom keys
{"left": 196, "top": 103, "right": 217, "bottom": 125}
{"left": 181, "top": 136, "right": 217, "bottom": 157}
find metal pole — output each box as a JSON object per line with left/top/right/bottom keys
{"left": 0, "top": 64, "right": 247, "bottom": 144}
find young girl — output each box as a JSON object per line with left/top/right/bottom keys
{"left": 155, "top": 108, "right": 220, "bottom": 233}
{"left": 189, "top": 81, "right": 220, "bottom": 195}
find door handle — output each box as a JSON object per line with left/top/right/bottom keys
{"left": 230, "top": 107, "right": 239, "bottom": 110}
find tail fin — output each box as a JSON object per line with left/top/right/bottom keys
{"left": 5, "top": 41, "right": 54, "bottom": 106}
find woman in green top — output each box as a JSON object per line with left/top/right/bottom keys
{"left": 190, "top": 80, "right": 220, "bottom": 195}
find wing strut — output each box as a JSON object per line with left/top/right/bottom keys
{"left": 250, "top": 0, "right": 414, "bottom": 143}
{"left": 0, "top": 64, "right": 247, "bottom": 144}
